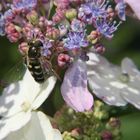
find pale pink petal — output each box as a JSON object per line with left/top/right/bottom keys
{"left": 61, "top": 60, "right": 94, "bottom": 112}
{"left": 124, "top": 0, "right": 140, "bottom": 19}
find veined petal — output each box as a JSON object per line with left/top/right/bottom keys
{"left": 121, "top": 87, "right": 140, "bottom": 109}
{"left": 86, "top": 48, "right": 110, "bottom": 67}
{"left": 88, "top": 75, "right": 127, "bottom": 106}
{"left": 121, "top": 58, "right": 140, "bottom": 109}
{"left": 124, "top": 0, "right": 140, "bottom": 19}
{"left": 0, "top": 69, "right": 39, "bottom": 117}
{"left": 37, "top": 111, "right": 62, "bottom": 140}
{"left": 87, "top": 52, "right": 127, "bottom": 106}
{"left": 20, "top": 69, "right": 41, "bottom": 104}
{"left": 0, "top": 111, "right": 31, "bottom": 140}
{"left": 61, "top": 60, "right": 93, "bottom": 112}
{"left": 32, "top": 76, "right": 57, "bottom": 110}
{"left": 121, "top": 57, "right": 140, "bottom": 77}
{"left": 3, "top": 111, "right": 62, "bottom": 140}
{"left": 0, "top": 82, "right": 24, "bottom": 117}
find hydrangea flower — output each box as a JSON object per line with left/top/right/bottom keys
{"left": 0, "top": 69, "right": 57, "bottom": 139}
{"left": 12, "top": 0, "right": 37, "bottom": 11}
{"left": 78, "top": 0, "right": 109, "bottom": 24}
{"left": 87, "top": 49, "right": 140, "bottom": 109}
{"left": 71, "top": 19, "right": 85, "bottom": 32}
{"left": 95, "top": 18, "right": 121, "bottom": 39}
{"left": 63, "top": 31, "right": 89, "bottom": 50}
{"left": 115, "top": 0, "right": 126, "bottom": 21}
{"left": 61, "top": 59, "right": 94, "bottom": 112}
{"left": 4, "top": 111, "right": 62, "bottom": 140}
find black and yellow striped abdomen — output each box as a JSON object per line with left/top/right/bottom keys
{"left": 28, "top": 58, "right": 45, "bottom": 83}
{"left": 26, "top": 40, "right": 45, "bottom": 83}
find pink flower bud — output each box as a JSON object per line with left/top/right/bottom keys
{"left": 57, "top": 53, "right": 70, "bottom": 67}
{"left": 18, "top": 42, "right": 29, "bottom": 55}
{"left": 5, "top": 23, "right": 22, "bottom": 42}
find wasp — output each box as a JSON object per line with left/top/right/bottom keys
{"left": 25, "top": 40, "right": 46, "bottom": 83}
{"left": 25, "top": 40, "right": 61, "bottom": 83}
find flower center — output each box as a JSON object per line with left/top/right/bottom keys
{"left": 119, "top": 73, "right": 130, "bottom": 83}
{"left": 21, "top": 101, "right": 31, "bottom": 112}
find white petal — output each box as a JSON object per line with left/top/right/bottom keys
{"left": 0, "top": 82, "right": 24, "bottom": 117}
{"left": 121, "top": 88, "right": 140, "bottom": 109}
{"left": 87, "top": 53, "right": 127, "bottom": 106}
{"left": 37, "top": 111, "right": 62, "bottom": 140}
{"left": 20, "top": 69, "right": 41, "bottom": 104}
{"left": 0, "top": 111, "right": 31, "bottom": 140}
{"left": 32, "top": 76, "right": 57, "bottom": 110}
{"left": 121, "top": 57, "right": 140, "bottom": 77}
{"left": 0, "top": 69, "right": 40, "bottom": 118}
{"left": 53, "top": 129, "right": 63, "bottom": 140}
{"left": 88, "top": 75, "right": 127, "bottom": 106}
{"left": 121, "top": 76, "right": 140, "bottom": 109}
{"left": 4, "top": 112, "right": 62, "bottom": 140}
{"left": 87, "top": 51, "right": 110, "bottom": 67}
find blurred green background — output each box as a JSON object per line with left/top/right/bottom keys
{"left": 0, "top": 16, "right": 140, "bottom": 140}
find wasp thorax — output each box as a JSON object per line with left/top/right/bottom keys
{"left": 28, "top": 46, "right": 41, "bottom": 58}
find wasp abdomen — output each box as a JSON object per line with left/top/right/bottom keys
{"left": 28, "top": 58, "right": 45, "bottom": 83}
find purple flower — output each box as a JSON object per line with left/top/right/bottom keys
{"left": 0, "top": 13, "right": 5, "bottom": 36}
{"left": 61, "top": 59, "right": 94, "bottom": 112}
{"left": 78, "top": 0, "right": 109, "bottom": 24}
{"left": 95, "top": 18, "right": 121, "bottom": 39}
{"left": 3, "top": 9, "right": 14, "bottom": 22}
{"left": 63, "top": 31, "right": 89, "bottom": 50}
{"left": 115, "top": 0, "right": 126, "bottom": 21}
{"left": 12, "top": 0, "right": 37, "bottom": 11}
{"left": 71, "top": 19, "right": 85, "bottom": 32}
{"left": 41, "top": 40, "right": 52, "bottom": 57}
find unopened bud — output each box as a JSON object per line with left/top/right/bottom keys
{"left": 46, "top": 27, "right": 60, "bottom": 40}
{"left": 65, "top": 8, "right": 77, "bottom": 20}
{"left": 26, "top": 10, "right": 38, "bottom": 25}
{"left": 107, "top": 117, "right": 121, "bottom": 129}
{"left": 101, "top": 130, "right": 113, "bottom": 140}
{"left": 94, "top": 43, "right": 105, "bottom": 54}
{"left": 87, "top": 31, "right": 100, "bottom": 44}
{"left": 107, "top": 7, "right": 115, "bottom": 19}
{"left": 94, "top": 110, "right": 108, "bottom": 120}
{"left": 18, "top": 42, "right": 29, "bottom": 55}
{"left": 58, "top": 53, "right": 70, "bottom": 67}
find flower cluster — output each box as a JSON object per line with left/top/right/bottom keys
{"left": 0, "top": 0, "right": 127, "bottom": 113}
{"left": 54, "top": 101, "right": 121, "bottom": 140}
{"left": 1, "top": 0, "right": 140, "bottom": 139}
